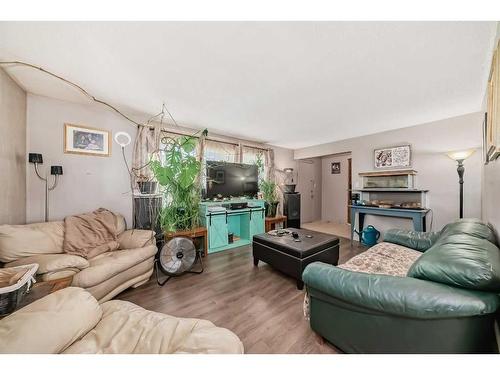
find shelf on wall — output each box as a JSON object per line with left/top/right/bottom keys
{"left": 358, "top": 169, "right": 418, "bottom": 177}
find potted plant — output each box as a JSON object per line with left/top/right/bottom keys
{"left": 261, "top": 179, "right": 279, "bottom": 218}
{"left": 150, "top": 130, "right": 206, "bottom": 232}
{"left": 137, "top": 175, "right": 158, "bottom": 194}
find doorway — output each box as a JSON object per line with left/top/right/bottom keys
{"left": 300, "top": 152, "right": 352, "bottom": 239}
{"left": 296, "top": 158, "right": 322, "bottom": 224}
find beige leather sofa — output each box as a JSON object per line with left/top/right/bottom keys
{"left": 0, "top": 215, "right": 156, "bottom": 302}
{"left": 0, "top": 287, "right": 244, "bottom": 354}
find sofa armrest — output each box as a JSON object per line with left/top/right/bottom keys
{"left": 118, "top": 230, "right": 155, "bottom": 249}
{"left": 302, "top": 262, "right": 500, "bottom": 319}
{"left": 6, "top": 254, "right": 89, "bottom": 274}
{"left": 384, "top": 228, "right": 441, "bottom": 251}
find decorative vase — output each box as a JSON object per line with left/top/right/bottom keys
{"left": 265, "top": 201, "right": 279, "bottom": 218}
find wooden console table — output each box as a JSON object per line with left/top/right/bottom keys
{"left": 265, "top": 215, "right": 288, "bottom": 232}
{"left": 165, "top": 226, "right": 208, "bottom": 257}
{"left": 350, "top": 205, "right": 430, "bottom": 244}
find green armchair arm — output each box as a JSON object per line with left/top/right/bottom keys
{"left": 302, "top": 262, "right": 500, "bottom": 319}
{"left": 384, "top": 228, "right": 441, "bottom": 251}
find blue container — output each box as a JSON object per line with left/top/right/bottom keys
{"left": 356, "top": 225, "right": 380, "bottom": 247}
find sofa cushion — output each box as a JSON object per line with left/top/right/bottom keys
{"left": 41, "top": 268, "right": 81, "bottom": 281}
{"left": 71, "top": 245, "right": 157, "bottom": 288}
{"left": 0, "top": 287, "right": 102, "bottom": 353}
{"left": 338, "top": 242, "right": 422, "bottom": 277}
{"left": 64, "top": 300, "right": 244, "bottom": 354}
{"left": 118, "top": 229, "right": 155, "bottom": 249}
{"left": 0, "top": 221, "right": 64, "bottom": 262}
{"left": 6, "top": 254, "right": 89, "bottom": 274}
{"left": 408, "top": 234, "right": 500, "bottom": 292}
{"left": 439, "top": 218, "right": 498, "bottom": 246}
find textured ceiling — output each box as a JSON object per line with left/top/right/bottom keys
{"left": 0, "top": 21, "right": 496, "bottom": 149}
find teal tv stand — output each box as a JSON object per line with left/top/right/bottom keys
{"left": 199, "top": 198, "right": 265, "bottom": 254}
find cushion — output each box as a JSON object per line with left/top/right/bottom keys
{"left": 6, "top": 254, "right": 89, "bottom": 274}
{"left": 64, "top": 300, "right": 244, "bottom": 354}
{"left": 0, "top": 287, "right": 102, "bottom": 353}
{"left": 71, "top": 245, "right": 157, "bottom": 288}
{"left": 408, "top": 233, "right": 500, "bottom": 292}
{"left": 118, "top": 229, "right": 155, "bottom": 249}
{"left": 63, "top": 208, "right": 120, "bottom": 259}
{"left": 115, "top": 214, "right": 126, "bottom": 235}
{"left": 0, "top": 221, "right": 64, "bottom": 262}
{"left": 338, "top": 242, "right": 422, "bottom": 277}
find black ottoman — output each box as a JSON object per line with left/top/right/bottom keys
{"left": 252, "top": 228, "right": 339, "bottom": 289}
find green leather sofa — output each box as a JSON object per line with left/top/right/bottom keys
{"left": 302, "top": 219, "right": 500, "bottom": 353}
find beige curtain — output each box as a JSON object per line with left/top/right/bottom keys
{"left": 131, "top": 124, "right": 161, "bottom": 192}
{"left": 265, "top": 148, "right": 275, "bottom": 182}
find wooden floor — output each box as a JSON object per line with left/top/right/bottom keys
{"left": 118, "top": 237, "right": 365, "bottom": 354}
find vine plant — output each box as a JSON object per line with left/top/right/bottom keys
{"left": 150, "top": 129, "right": 207, "bottom": 232}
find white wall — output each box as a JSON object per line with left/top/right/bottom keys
{"left": 25, "top": 94, "right": 298, "bottom": 225}
{"left": 0, "top": 68, "right": 27, "bottom": 225}
{"left": 295, "top": 112, "right": 484, "bottom": 233}
{"left": 321, "top": 153, "right": 351, "bottom": 224}
{"left": 26, "top": 94, "right": 135, "bottom": 225}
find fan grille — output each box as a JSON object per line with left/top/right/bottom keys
{"left": 159, "top": 237, "right": 197, "bottom": 275}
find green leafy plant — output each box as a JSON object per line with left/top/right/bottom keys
{"left": 260, "top": 179, "right": 279, "bottom": 204}
{"left": 150, "top": 130, "right": 207, "bottom": 232}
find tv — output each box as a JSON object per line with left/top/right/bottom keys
{"left": 205, "top": 161, "right": 259, "bottom": 199}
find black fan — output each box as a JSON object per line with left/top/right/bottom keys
{"left": 155, "top": 237, "right": 204, "bottom": 286}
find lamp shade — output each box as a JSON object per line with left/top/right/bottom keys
{"left": 447, "top": 149, "right": 475, "bottom": 162}
{"left": 50, "top": 166, "right": 63, "bottom": 175}
{"left": 28, "top": 153, "right": 43, "bottom": 164}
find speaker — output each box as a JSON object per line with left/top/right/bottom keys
{"left": 284, "top": 193, "right": 301, "bottom": 229}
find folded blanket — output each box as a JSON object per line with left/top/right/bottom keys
{"left": 63, "top": 208, "right": 120, "bottom": 259}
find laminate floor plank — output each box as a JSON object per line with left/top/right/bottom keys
{"left": 118, "top": 237, "right": 364, "bottom": 354}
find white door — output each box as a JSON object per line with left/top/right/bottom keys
{"left": 297, "top": 158, "right": 321, "bottom": 223}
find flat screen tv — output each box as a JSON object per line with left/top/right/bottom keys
{"left": 205, "top": 161, "right": 259, "bottom": 199}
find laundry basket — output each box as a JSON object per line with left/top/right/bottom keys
{"left": 0, "top": 263, "right": 38, "bottom": 316}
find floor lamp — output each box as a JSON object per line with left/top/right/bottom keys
{"left": 28, "top": 153, "right": 63, "bottom": 222}
{"left": 446, "top": 149, "right": 475, "bottom": 219}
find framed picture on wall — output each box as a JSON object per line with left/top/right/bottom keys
{"left": 331, "top": 162, "right": 341, "bottom": 174}
{"left": 374, "top": 144, "right": 411, "bottom": 169}
{"left": 486, "top": 40, "right": 500, "bottom": 161}
{"left": 64, "top": 123, "right": 111, "bottom": 156}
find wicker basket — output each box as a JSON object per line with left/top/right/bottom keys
{"left": 0, "top": 263, "right": 38, "bottom": 316}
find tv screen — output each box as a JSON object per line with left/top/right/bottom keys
{"left": 205, "top": 161, "right": 259, "bottom": 199}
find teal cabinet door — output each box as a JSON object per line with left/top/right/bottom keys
{"left": 249, "top": 209, "right": 265, "bottom": 238}
{"left": 208, "top": 214, "right": 229, "bottom": 250}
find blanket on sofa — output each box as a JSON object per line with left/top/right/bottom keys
{"left": 63, "top": 209, "right": 120, "bottom": 259}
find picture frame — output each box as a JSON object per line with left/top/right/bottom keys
{"left": 486, "top": 40, "right": 500, "bottom": 161}
{"left": 374, "top": 144, "right": 411, "bottom": 169}
{"left": 483, "top": 112, "right": 490, "bottom": 165}
{"left": 64, "top": 123, "right": 111, "bottom": 157}
{"left": 331, "top": 162, "right": 341, "bottom": 174}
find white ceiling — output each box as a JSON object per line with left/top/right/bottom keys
{"left": 0, "top": 22, "right": 497, "bottom": 149}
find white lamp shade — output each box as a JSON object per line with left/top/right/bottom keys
{"left": 446, "top": 149, "right": 475, "bottom": 161}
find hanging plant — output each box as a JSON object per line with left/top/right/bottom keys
{"left": 150, "top": 129, "right": 207, "bottom": 232}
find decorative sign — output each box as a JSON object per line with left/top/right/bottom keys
{"left": 64, "top": 123, "right": 111, "bottom": 157}
{"left": 374, "top": 145, "right": 411, "bottom": 169}
{"left": 331, "top": 162, "right": 341, "bottom": 174}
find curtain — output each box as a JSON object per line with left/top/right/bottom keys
{"left": 265, "top": 148, "right": 275, "bottom": 182}
{"left": 131, "top": 124, "right": 161, "bottom": 192}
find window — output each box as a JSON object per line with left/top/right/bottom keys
{"left": 204, "top": 140, "right": 239, "bottom": 163}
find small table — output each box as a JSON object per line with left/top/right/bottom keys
{"left": 265, "top": 215, "right": 287, "bottom": 232}
{"left": 350, "top": 205, "right": 430, "bottom": 245}
{"left": 165, "top": 226, "right": 209, "bottom": 257}
{"left": 1, "top": 276, "right": 73, "bottom": 317}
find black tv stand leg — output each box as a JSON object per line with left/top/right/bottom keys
{"left": 253, "top": 257, "right": 259, "bottom": 266}
{"left": 296, "top": 280, "right": 304, "bottom": 290}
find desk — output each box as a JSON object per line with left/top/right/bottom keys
{"left": 265, "top": 215, "right": 287, "bottom": 232}
{"left": 165, "top": 227, "right": 208, "bottom": 257}
{"left": 350, "top": 205, "right": 430, "bottom": 244}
